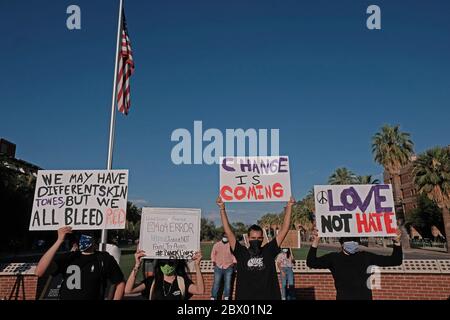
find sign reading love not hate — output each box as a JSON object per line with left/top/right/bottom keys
{"left": 220, "top": 156, "right": 291, "bottom": 202}
{"left": 29, "top": 170, "right": 128, "bottom": 231}
{"left": 139, "top": 208, "right": 201, "bottom": 260}
{"left": 314, "top": 184, "right": 397, "bottom": 237}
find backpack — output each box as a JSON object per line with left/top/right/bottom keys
{"left": 149, "top": 276, "right": 185, "bottom": 300}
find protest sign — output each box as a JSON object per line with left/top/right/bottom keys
{"left": 219, "top": 156, "right": 291, "bottom": 202}
{"left": 280, "top": 230, "right": 301, "bottom": 248}
{"left": 139, "top": 208, "right": 201, "bottom": 259}
{"left": 314, "top": 184, "right": 397, "bottom": 237}
{"left": 29, "top": 170, "right": 128, "bottom": 231}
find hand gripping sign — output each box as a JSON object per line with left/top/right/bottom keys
{"left": 139, "top": 208, "right": 201, "bottom": 260}
{"left": 314, "top": 184, "right": 397, "bottom": 237}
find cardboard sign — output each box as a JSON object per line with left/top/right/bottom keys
{"left": 314, "top": 184, "right": 397, "bottom": 237}
{"left": 139, "top": 208, "right": 201, "bottom": 259}
{"left": 280, "top": 230, "right": 301, "bottom": 249}
{"left": 29, "top": 170, "right": 128, "bottom": 231}
{"left": 219, "top": 156, "right": 291, "bottom": 202}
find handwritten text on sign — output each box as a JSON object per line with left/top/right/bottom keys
{"left": 220, "top": 156, "right": 291, "bottom": 202}
{"left": 139, "top": 208, "right": 201, "bottom": 259}
{"left": 29, "top": 170, "right": 128, "bottom": 231}
{"left": 314, "top": 185, "right": 397, "bottom": 237}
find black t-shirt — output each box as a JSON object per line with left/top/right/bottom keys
{"left": 51, "top": 251, "right": 124, "bottom": 300}
{"left": 307, "top": 245, "right": 403, "bottom": 300}
{"left": 232, "top": 238, "right": 281, "bottom": 300}
{"left": 140, "top": 275, "right": 194, "bottom": 300}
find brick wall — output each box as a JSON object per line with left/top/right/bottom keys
{"left": 188, "top": 272, "right": 450, "bottom": 300}
{"left": 0, "top": 275, "right": 37, "bottom": 300}
{"left": 1, "top": 261, "right": 450, "bottom": 300}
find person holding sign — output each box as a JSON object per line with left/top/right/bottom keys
{"left": 306, "top": 229, "right": 403, "bottom": 300}
{"left": 124, "top": 249, "right": 205, "bottom": 300}
{"left": 35, "top": 227, "right": 125, "bottom": 300}
{"left": 217, "top": 195, "right": 296, "bottom": 300}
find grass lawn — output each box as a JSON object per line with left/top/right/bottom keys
{"left": 119, "top": 243, "right": 330, "bottom": 279}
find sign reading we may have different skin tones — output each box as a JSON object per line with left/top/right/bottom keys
{"left": 29, "top": 170, "right": 129, "bottom": 231}
{"left": 314, "top": 184, "right": 397, "bottom": 238}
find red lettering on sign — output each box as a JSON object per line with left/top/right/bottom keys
{"left": 219, "top": 183, "right": 285, "bottom": 201}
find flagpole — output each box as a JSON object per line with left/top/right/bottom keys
{"left": 101, "top": 0, "right": 124, "bottom": 251}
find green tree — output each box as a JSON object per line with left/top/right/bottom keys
{"left": 372, "top": 125, "right": 414, "bottom": 204}
{"left": 328, "top": 167, "right": 357, "bottom": 185}
{"left": 291, "top": 190, "right": 314, "bottom": 230}
{"left": 231, "top": 222, "right": 250, "bottom": 240}
{"left": 355, "top": 175, "right": 380, "bottom": 184}
{"left": 201, "top": 218, "right": 218, "bottom": 241}
{"left": 413, "top": 146, "right": 450, "bottom": 251}
{"left": 408, "top": 194, "right": 444, "bottom": 238}
{"left": 257, "top": 213, "right": 281, "bottom": 228}
{"left": 0, "top": 157, "right": 38, "bottom": 252}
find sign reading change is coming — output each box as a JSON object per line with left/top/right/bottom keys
{"left": 29, "top": 170, "right": 128, "bottom": 231}
{"left": 220, "top": 156, "right": 291, "bottom": 202}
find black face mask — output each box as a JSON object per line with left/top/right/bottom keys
{"left": 248, "top": 240, "right": 263, "bottom": 256}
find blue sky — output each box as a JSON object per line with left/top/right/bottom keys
{"left": 2, "top": 0, "right": 450, "bottom": 225}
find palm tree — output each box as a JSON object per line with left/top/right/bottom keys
{"left": 356, "top": 175, "right": 380, "bottom": 184}
{"left": 257, "top": 213, "right": 280, "bottom": 229}
{"left": 372, "top": 125, "right": 414, "bottom": 204}
{"left": 328, "top": 167, "right": 357, "bottom": 185}
{"left": 413, "top": 146, "right": 450, "bottom": 252}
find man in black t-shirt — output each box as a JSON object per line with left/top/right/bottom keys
{"left": 306, "top": 229, "right": 403, "bottom": 300}
{"left": 35, "top": 227, "right": 125, "bottom": 300}
{"left": 216, "top": 196, "right": 296, "bottom": 300}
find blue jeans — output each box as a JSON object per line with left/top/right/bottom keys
{"left": 211, "top": 266, "right": 234, "bottom": 299}
{"left": 280, "top": 267, "right": 295, "bottom": 300}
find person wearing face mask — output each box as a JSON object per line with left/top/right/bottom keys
{"left": 276, "top": 248, "right": 295, "bottom": 300}
{"left": 35, "top": 227, "right": 125, "bottom": 300}
{"left": 216, "top": 195, "right": 296, "bottom": 300}
{"left": 210, "top": 233, "right": 237, "bottom": 300}
{"left": 124, "top": 250, "right": 204, "bottom": 300}
{"left": 306, "top": 228, "right": 403, "bottom": 300}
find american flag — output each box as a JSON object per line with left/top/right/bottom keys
{"left": 117, "top": 9, "right": 135, "bottom": 116}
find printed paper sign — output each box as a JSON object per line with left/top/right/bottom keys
{"left": 139, "top": 208, "right": 201, "bottom": 259}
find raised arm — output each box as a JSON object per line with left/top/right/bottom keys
{"left": 217, "top": 196, "right": 237, "bottom": 251}
{"left": 306, "top": 229, "right": 332, "bottom": 269}
{"left": 188, "top": 252, "right": 205, "bottom": 295}
{"left": 35, "top": 227, "right": 72, "bottom": 277}
{"left": 113, "top": 282, "right": 125, "bottom": 300}
{"left": 276, "top": 197, "right": 296, "bottom": 247}
{"left": 367, "top": 229, "right": 403, "bottom": 267}
{"left": 124, "top": 249, "right": 147, "bottom": 295}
